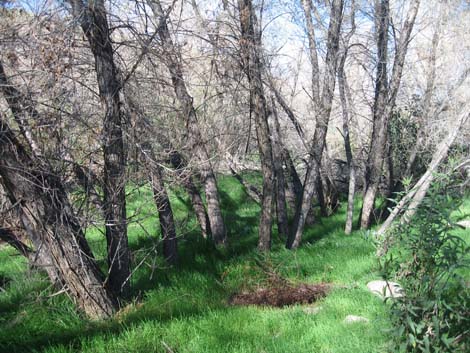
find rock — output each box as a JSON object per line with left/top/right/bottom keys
{"left": 302, "top": 306, "right": 322, "bottom": 315}
{"left": 343, "top": 315, "right": 369, "bottom": 324}
{"left": 367, "top": 280, "right": 404, "bottom": 299}
{"left": 456, "top": 220, "right": 470, "bottom": 229}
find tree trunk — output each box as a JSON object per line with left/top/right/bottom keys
{"left": 287, "top": 0, "right": 344, "bottom": 249}
{"left": 0, "top": 118, "right": 117, "bottom": 319}
{"left": 68, "top": 0, "right": 130, "bottom": 297}
{"left": 238, "top": 0, "right": 276, "bottom": 251}
{"left": 226, "top": 153, "right": 262, "bottom": 204}
{"left": 338, "top": 50, "right": 356, "bottom": 234}
{"left": 138, "top": 141, "right": 178, "bottom": 265}
{"left": 0, "top": 227, "right": 32, "bottom": 258}
{"left": 360, "top": 0, "right": 420, "bottom": 229}
{"left": 359, "top": 0, "right": 390, "bottom": 229}
{"left": 270, "top": 98, "right": 289, "bottom": 238}
{"left": 0, "top": 61, "right": 104, "bottom": 213}
{"left": 282, "top": 147, "right": 302, "bottom": 212}
{"left": 147, "top": 0, "right": 227, "bottom": 246}
{"left": 150, "top": 163, "right": 178, "bottom": 265}
{"left": 168, "top": 151, "right": 212, "bottom": 239}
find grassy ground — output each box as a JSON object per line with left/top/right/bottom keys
{"left": 0, "top": 175, "right": 467, "bottom": 353}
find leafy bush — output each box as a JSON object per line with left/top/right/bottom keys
{"left": 381, "top": 175, "right": 470, "bottom": 352}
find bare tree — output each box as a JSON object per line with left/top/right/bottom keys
{"left": 238, "top": 0, "right": 276, "bottom": 251}
{"left": 287, "top": 0, "right": 344, "bottom": 249}
{"left": 146, "top": 0, "right": 227, "bottom": 246}
{"left": 359, "top": 0, "right": 420, "bottom": 229}
{"left": 67, "top": 0, "right": 131, "bottom": 297}
{"left": 0, "top": 114, "right": 117, "bottom": 319}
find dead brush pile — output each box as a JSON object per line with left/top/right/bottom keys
{"left": 229, "top": 282, "right": 331, "bottom": 307}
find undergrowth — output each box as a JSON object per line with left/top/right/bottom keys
{"left": 381, "top": 175, "right": 470, "bottom": 352}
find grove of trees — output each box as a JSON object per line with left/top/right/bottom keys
{"left": 0, "top": 0, "right": 469, "bottom": 320}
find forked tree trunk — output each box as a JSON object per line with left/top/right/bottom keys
{"left": 147, "top": 0, "right": 227, "bottom": 246}
{"left": 68, "top": 0, "right": 130, "bottom": 297}
{"left": 360, "top": 0, "right": 420, "bottom": 229}
{"left": 287, "top": 0, "right": 344, "bottom": 249}
{"left": 0, "top": 118, "right": 117, "bottom": 319}
{"left": 238, "top": 0, "right": 276, "bottom": 251}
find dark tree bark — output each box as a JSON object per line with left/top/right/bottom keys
{"left": 148, "top": 152, "right": 178, "bottom": 265}
{"left": 169, "top": 151, "right": 212, "bottom": 239}
{"left": 68, "top": 0, "right": 130, "bottom": 297}
{"left": 147, "top": 0, "right": 227, "bottom": 246}
{"left": 0, "top": 227, "right": 32, "bottom": 258}
{"left": 238, "top": 0, "right": 276, "bottom": 251}
{"left": 287, "top": 0, "right": 344, "bottom": 249}
{"left": 270, "top": 98, "right": 289, "bottom": 238}
{"left": 282, "top": 147, "right": 303, "bottom": 212}
{"left": 0, "top": 117, "right": 117, "bottom": 319}
{"left": 360, "top": 0, "right": 420, "bottom": 229}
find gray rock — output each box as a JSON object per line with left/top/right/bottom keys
{"left": 302, "top": 306, "right": 322, "bottom": 315}
{"left": 367, "top": 280, "right": 404, "bottom": 299}
{"left": 343, "top": 315, "right": 369, "bottom": 324}
{"left": 456, "top": 220, "right": 470, "bottom": 229}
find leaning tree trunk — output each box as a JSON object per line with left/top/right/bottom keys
{"left": 121, "top": 90, "right": 211, "bottom": 240}
{"left": 140, "top": 141, "right": 178, "bottom": 265}
{"left": 147, "top": 0, "right": 227, "bottom": 246}
{"left": 377, "top": 110, "right": 469, "bottom": 238}
{"left": 121, "top": 85, "right": 179, "bottom": 265}
{"left": 0, "top": 118, "right": 117, "bottom": 319}
{"left": 238, "top": 0, "right": 276, "bottom": 251}
{"left": 150, "top": 164, "right": 178, "bottom": 265}
{"left": 1, "top": 60, "right": 104, "bottom": 214}
{"left": 68, "top": 0, "right": 130, "bottom": 297}
{"left": 169, "top": 151, "right": 212, "bottom": 239}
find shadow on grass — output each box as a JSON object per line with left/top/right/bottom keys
{"left": 0, "top": 176, "right": 359, "bottom": 353}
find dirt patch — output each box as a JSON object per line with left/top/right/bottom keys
{"left": 229, "top": 283, "right": 331, "bottom": 307}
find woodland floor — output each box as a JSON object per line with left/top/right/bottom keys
{"left": 0, "top": 174, "right": 468, "bottom": 353}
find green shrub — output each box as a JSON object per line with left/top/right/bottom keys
{"left": 381, "top": 175, "right": 470, "bottom": 352}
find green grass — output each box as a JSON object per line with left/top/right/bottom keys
{"left": 1, "top": 175, "right": 466, "bottom": 353}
